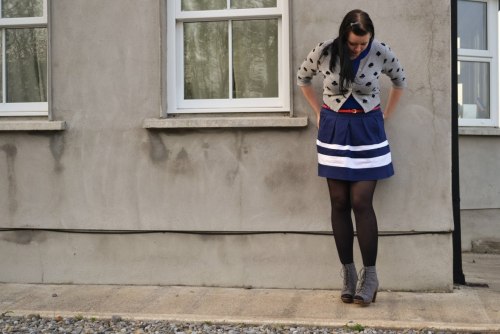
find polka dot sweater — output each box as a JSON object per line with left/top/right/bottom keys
{"left": 297, "top": 39, "right": 406, "bottom": 112}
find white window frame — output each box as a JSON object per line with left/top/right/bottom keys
{"left": 166, "top": 0, "right": 290, "bottom": 114}
{"left": 0, "top": 0, "right": 48, "bottom": 117}
{"left": 458, "top": 0, "right": 499, "bottom": 127}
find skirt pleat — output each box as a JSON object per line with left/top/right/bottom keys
{"left": 317, "top": 107, "right": 394, "bottom": 181}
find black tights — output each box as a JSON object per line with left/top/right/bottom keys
{"left": 327, "top": 179, "right": 378, "bottom": 267}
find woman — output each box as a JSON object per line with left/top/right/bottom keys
{"left": 297, "top": 9, "right": 406, "bottom": 306}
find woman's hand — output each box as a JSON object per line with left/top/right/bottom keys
{"left": 299, "top": 85, "right": 322, "bottom": 128}
{"left": 384, "top": 87, "right": 404, "bottom": 120}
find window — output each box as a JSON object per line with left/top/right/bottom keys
{"left": 457, "top": 0, "right": 498, "bottom": 126}
{"left": 0, "top": 0, "right": 48, "bottom": 116}
{"left": 166, "top": 0, "right": 290, "bottom": 114}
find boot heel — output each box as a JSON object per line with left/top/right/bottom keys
{"left": 354, "top": 266, "right": 379, "bottom": 306}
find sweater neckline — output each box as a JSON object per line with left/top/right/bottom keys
{"left": 352, "top": 40, "right": 372, "bottom": 61}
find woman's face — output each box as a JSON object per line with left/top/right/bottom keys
{"left": 347, "top": 31, "right": 371, "bottom": 59}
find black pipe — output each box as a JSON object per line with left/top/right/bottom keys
{"left": 451, "top": 0, "right": 466, "bottom": 285}
{"left": 0, "top": 227, "right": 452, "bottom": 237}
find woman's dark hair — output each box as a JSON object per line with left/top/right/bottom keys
{"left": 322, "top": 9, "right": 375, "bottom": 94}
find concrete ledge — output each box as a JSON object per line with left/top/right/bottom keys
{"left": 0, "top": 120, "right": 67, "bottom": 131}
{"left": 143, "top": 116, "right": 308, "bottom": 129}
{"left": 459, "top": 127, "right": 500, "bottom": 136}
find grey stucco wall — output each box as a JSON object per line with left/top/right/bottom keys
{"left": 459, "top": 136, "right": 500, "bottom": 209}
{"left": 0, "top": 230, "right": 452, "bottom": 291}
{"left": 461, "top": 209, "right": 500, "bottom": 251}
{"left": 0, "top": 0, "right": 453, "bottom": 290}
{"left": 459, "top": 136, "right": 500, "bottom": 250}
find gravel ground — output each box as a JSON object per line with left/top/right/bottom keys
{"left": 0, "top": 314, "right": 468, "bottom": 334}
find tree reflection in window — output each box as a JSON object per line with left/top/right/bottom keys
{"left": 184, "top": 19, "right": 278, "bottom": 100}
{"left": 2, "top": 0, "right": 43, "bottom": 18}
{"left": 181, "top": 0, "right": 277, "bottom": 11}
{"left": 232, "top": 19, "right": 278, "bottom": 98}
{"left": 1, "top": 0, "right": 47, "bottom": 103}
{"left": 6, "top": 28, "right": 47, "bottom": 102}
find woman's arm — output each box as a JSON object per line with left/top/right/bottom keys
{"left": 300, "top": 85, "right": 322, "bottom": 128}
{"left": 383, "top": 87, "right": 404, "bottom": 120}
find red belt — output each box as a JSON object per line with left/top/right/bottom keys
{"left": 338, "top": 108, "right": 364, "bottom": 114}
{"left": 322, "top": 104, "right": 381, "bottom": 113}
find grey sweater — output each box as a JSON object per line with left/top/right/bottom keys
{"left": 297, "top": 39, "right": 406, "bottom": 112}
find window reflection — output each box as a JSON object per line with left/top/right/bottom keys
{"left": 184, "top": 22, "right": 229, "bottom": 99}
{"left": 231, "top": 0, "right": 277, "bottom": 9}
{"left": 232, "top": 19, "right": 278, "bottom": 98}
{"left": 181, "top": 0, "right": 226, "bottom": 11}
{"left": 458, "top": 61, "right": 489, "bottom": 119}
{"left": 457, "top": 0, "right": 487, "bottom": 50}
{"left": 2, "top": 0, "right": 43, "bottom": 18}
{"left": 6, "top": 28, "right": 47, "bottom": 103}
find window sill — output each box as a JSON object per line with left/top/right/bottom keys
{"left": 0, "top": 120, "right": 67, "bottom": 131}
{"left": 143, "top": 116, "right": 308, "bottom": 129}
{"left": 459, "top": 127, "right": 500, "bottom": 136}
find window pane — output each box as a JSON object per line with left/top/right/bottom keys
{"left": 230, "top": 0, "right": 277, "bottom": 9}
{"left": 2, "top": 0, "right": 43, "bottom": 18}
{"left": 457, "top": 0, "right": 487, "bottom": 50}
{"left": 181, "top": 0, "right": 226, "bottom": 11}
{"left": 232, "top": 19, "right": 278, "bottom": 98}
{"left": 184, "top": 22, "right": 228, "bottom": 99}
{"left": 458, "top": 61, "right": 489, "bottom": 119}
{"left": 6, "top": 28, "right": 47, "bottom": 103}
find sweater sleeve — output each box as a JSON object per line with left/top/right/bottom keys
{"left": 381, "top": 43, "right": 407, "bottom": 88}
{"left": 296, "top": 41, "right": 327, "bottom": 86}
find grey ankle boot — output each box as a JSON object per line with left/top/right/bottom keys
{"left": 354, "top": 266, "right": 379, "bottom": 306}
{"left": 341, "top": 263, "right": 358, "bottom": 303}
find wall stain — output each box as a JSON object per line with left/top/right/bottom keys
{"left": 148, "top": 132, "right": 170, "bottom": 163}
{"left": 225, "top": 132, "right": 245, "bottom": 186}
{"left": 225, "top": 169, "right": 238, "bottom": 186}
{"left": 287, "top": 200, "right": 307, "bottom": 215}
{"left": 264, "top": 162, "right": 307, "bottom": 190}
{"left": 1, "top": 144, "right": 18, "bottom": 214}
{"left": 171, "top": 148, "right": 194, "bottom": 175}
{"left": 202, "top": 141, "right": 210, "bottom": 160}
{"left": 49, "top": 134, "right": 65, "bottom": 173}
{"left": 0, "top": 230, "right": 47, "bottom": 245}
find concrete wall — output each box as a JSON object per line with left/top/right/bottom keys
{"left": 0, "top": 0, "right": 453, "bottom": 290}
{"left": 459, "top": 136, "right": 500, "bottom": 251}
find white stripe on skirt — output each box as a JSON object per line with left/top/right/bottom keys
{"left": 318, "top": 152, "right": 392, "bottom": 169}
{"left": 316, "top": 139, "right": 389, "bottom": 151}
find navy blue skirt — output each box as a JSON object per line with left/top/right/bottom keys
{"left": 317, "top": 107, "right": 394, "bottom": 181}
